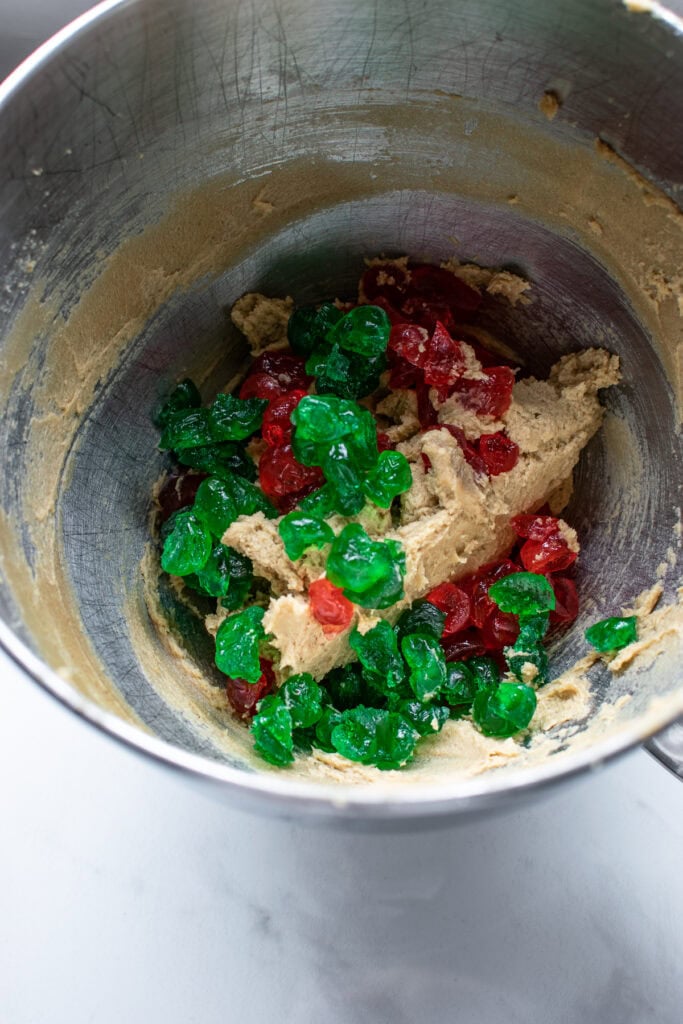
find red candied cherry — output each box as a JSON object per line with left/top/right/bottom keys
{"left": 465, "top": 558, "right": 520, "bottom": 628}
{"left": 389, "top": 322, "right": 430, "bottom": 368}
{"left": 261, "top": 389, "right": 308, "bottom": 448}
{"left": 309, "top": 578, "right": 354, "bottom": 635}
{"left": 387, "top": 348, "right": 420, "bottom": 389}
{"left": 239, "top": 372, "right": 282, "bottom": 401}
{"left": 480, "top": 608, "right": 520, "bottom": 651}
{"left": 479, "top": 432, "right": 520, "bottom": 476}
{"left": 400, "top": 297, "right": 457, "bottom": 333}
{"left": 416, "top": 380, "right": 439, "bottom": 428}
{"left": 549, "top": 575, "right": 579, "bottom": 625}
{"left": 226, "top": 659, "right": 276, "bottom": 720}
{"left": 426, "top": 423, "right": 488, "bottom": 476}
{"left": 369, "top": 294, "right": 406, "bottom": 327}
{"left": 426, "top": 581, "right": 471, "bottom": 636}
{"left": 511, "top": 514, "right": 562, "bottom": 540}
{"left": 376, "top": 432, "right": 395, "bottom": 452}
{"left": 520, "top": 533, "right": 577, "bottom": 574}
{"left": 442, "top": 628, "right": 487, "bottom": 663}
{"left": 451, "top": 365, "right": 515, "bottom": 418}
{"left": 157, "top": 471, "right": 206, "bottom": 522}
{"left": 258, "top": 444, "right": 324, "bottom": 511}
{"left": 361, "top": 262, "right": 409, "bottom": 307}
{"left": 240, "top": 351, "right": 311, "bottom": 400}
{"left": 405, "top": 263, "right": 482, "bottom": 313}
{"left": 422, "top": 322, "right": 467, "bottom": 392}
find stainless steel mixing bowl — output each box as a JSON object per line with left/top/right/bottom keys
{"left": 0, "top": 0, "right": 681, "bottom": 824}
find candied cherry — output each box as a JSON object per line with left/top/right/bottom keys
{"left": 369, "top": 294, "right": 406, "bottom": 327}
{"left": 511, "top": 514, "right": 561, "bottom": 541}
{"left": 480, "top": 608, "right": 520, "bottom": 651}
{"left": 479, "top": 432, "right": 520, "bottom": 476}
{"left": 451, "top": 366, "right": 515, "bottom": 418}
{"left": 549, "top": 575, "right": 579, "bottom": 626}
{"left": 261, "top": 389, "right": 307, "bottom": 448}
{"left": 226, "top": 658, "right": 276, "bottom": 720}
{"left": 416, "top": 380, "right": 439, "bottom": 428}
{"left": 422, "top": 321, "right": 467, "bottom": 393}
{"left": 520, "top": 534, "right": 577, "bottom": 574}
{"left": 240, "top": 351, "right": 310, "bottom": 401}
{"left": 466, "top": 558, "right": 520, "bottom": 628}
{"left": 309, "top": 578, "right": 354, "bottom": 635}
{"left": 426, "top": 424, "right": 487, "bottom": 476}
{"left": 388, "top": 323, "right": 429, "bottom": 368}
{"left": 361, "top": 262, "right": 409, "bottom": 307}
{"left": 387, "top": 348, "right": 419, "bottom": 389}
{"left": 157, "top": 471, "right": 206, "bottom": 522}
{"left": 442, "top": 629, "right": 487, "bottom": 663}
{"left": 425, "top": 582, "right": 471, "bottom": 636}
{"left": 376, "top": 431, "right": 395, "bottom": 452}
{"left": 258, "top": 444, "right": 324, "bottom": 511}
{"left": 405, "top": 263, "right": 482, "bottom": 313}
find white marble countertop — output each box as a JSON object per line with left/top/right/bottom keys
{"left": 2, "top": 651, "right": 683, "bottom": 1024}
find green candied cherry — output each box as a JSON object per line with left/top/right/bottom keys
{"left": 193, "top": 477, "right": 238, "bottom": 537}
{"left": 251, "top": 695, "right": 294, "bottom": 766}
{"left": 185, "top": 545, "right": 253, "bottom": 607}
{"left": 345, "top": 558, "right": 405, "bottom": 610}
{"left": 344, "top": 405, "right": 380, "bottom": 472}
{"left": 208, "top": 392, "right": 267, "bottom": 441}
{"left": 363, "top": 450, "right": 412, "bottom": 508}
{"left": 159, "top": 407, "right": 214, "bottom": 451}
{"left": 227, "top": 474, "right": 276, "bottom": 520}
{"left": 314, "top": 706, "right": 344, "bottom": 753}
{"left": 194, "top": 475, "right": 275, "bottom": 539}
{"left": 585, "top": 615, "right": 637, "bottom": 652}
{"left": 323, "top": 442, "right": 365, "bottom": 514}
{"left": 505, "top": 640, "right": 550, "bottom": 686}
{"left": 177, "top": 441, "right": 256, "bottom": 482}
{"left": 217, "top": 549, "right": 254, "bottom": 611}
{"left": 488, "top": 571, "right": 556, "bottom": 616}
{"left": 401, "top": 633, "right": 448, "bottom": 703}
{"left": 214, "top": 605, "right": 266, "bottom": 683}
{"left": 183, "top": 540, "right": 234, "bottom": 598}
{"left": 325, "top": 523, "right": 393, "bottom": 595}
{"left": 327, "top": 304, "right": 391, "bottom": 358}
{"left": 305, "top": 346, "right": 333, "bottom": 378}
{"left": 161, "top": 393, "right": 267, "bottom": 451}
{"left": 317, "top": 350, "right": 387, "bottom": 401}
{"left": 160, "top": 508, "right": 212, "bottom": 576}
{"left": 517, "top": 612, "right": 550, "bottom": 645}
{"left": 341, "top": 539, "right": 406, "bottom": 610}
{"left": 153, "top": 378, "right": 201, "bottom": 428}
{"left": 290, "top": 394, "right": 348, "bottom": 445}
{"left": 331, "top": 706, "right": 418, "bottom": 770}
{"left": 322, "top": 663, "right": 365, "bottom": 711}
{"left": 389, "top": 697, "right": 450, "bottom": 737}
{"left": 472, "top": 682, "right": 537, "bottom": 738}
{"left": 349, "top": 620, "right": 405, "bottom": 693}
{"left": 298, "top": 484, "right": 337, "bottom": 518}
{"left": 327, "top": 527, "right": 406, "bottom": 609}
{"left": 319, "top": 343, "right": 352, "bottom": 383}
{"left": 287, "top": 302, "right": 343, "bottom": 358}
{"left": 441, "top": 660, "right": 479, "bottom": 712}
{"left": 394, "top": 600, "right": 446, "bottom": 644}
{"left": 278, "top": 673, "right": 324, "bottom": 729}
{"left": 467, "top": 656, "right": 501, "bottom": 691}
{"left": 278, "top": 512, "right": 334, "bottom": 561}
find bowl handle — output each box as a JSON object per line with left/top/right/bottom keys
{"left": 646, "top": 718, "right": 683, "bottom": 780}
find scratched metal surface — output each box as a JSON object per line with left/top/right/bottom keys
{"left": 0, "top": 0, "right": 681, "bottom": 819}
